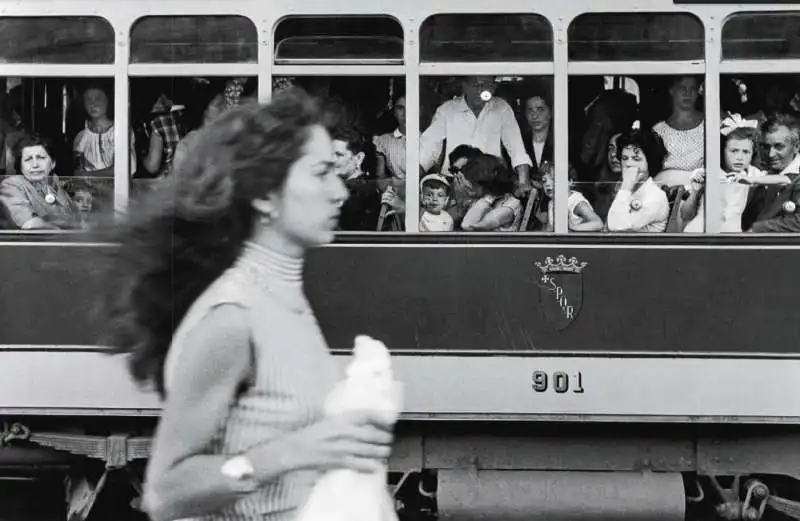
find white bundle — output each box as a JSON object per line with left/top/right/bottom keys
{"left": 295, "top": 335, "right": 404, "bottom": 521}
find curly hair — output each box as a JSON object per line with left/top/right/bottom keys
{"left": 13, "top": 134, "right": 56, "bottom": 174}
{"left": 616, "top": 128, "right": 668, "bottom": 177}
{"left": 96, "top": 88, "right": 323, "bottom": 397}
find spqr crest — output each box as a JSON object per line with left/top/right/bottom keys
{"left": 535, "top": 255, "right": 588, "bottom": 330}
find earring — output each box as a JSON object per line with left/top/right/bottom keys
{"left": 260, "top": 210, "right": 277, "bottom": 225}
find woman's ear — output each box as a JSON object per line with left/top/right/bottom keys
{"left": 251, "top": 196, "right": 277, "bottom": 217}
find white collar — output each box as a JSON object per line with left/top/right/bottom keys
{"left": 393, "top": 128, "right": 404, "bottom": 138}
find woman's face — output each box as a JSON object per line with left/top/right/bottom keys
{"left": 607, "top": 133, "right": 622, "bottom": 174}
{"left": 525, "top": 96, "right": 552, "bottom": 132}
{"left": 204, "top": 94, "right": 226, "bottom": 125}
{"left": 669, "top": 77, "right": 700, "bottom": 111}
{"left": 269, "top": 124, "right": 349, "bottom": 249}
{"left": 393, "top": 96, "right": 406, "bottom": 133}
{"left": 19, "top": 145, "right": 54, "bottom": 182}
{"left": 83, "top": 88, "right": 109, "bottom": 120}
{"left": 620, "top": 145, "right": 650, "bottom": 178}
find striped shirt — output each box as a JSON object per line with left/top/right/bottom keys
{"left": 374, "top": 128, "right": 406, "bottom": 179}
{"left": 164, "top": 242, "right": 342, "bottom": 521}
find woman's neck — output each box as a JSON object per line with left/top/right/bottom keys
{"left": 532, "top": 125, "right": 549, "bottom": 143}
{"left": 89, "top": 116, "right": 112, "bottom": 131}
{"left": 669, "top": 108, "right": 701, "bottom": 127}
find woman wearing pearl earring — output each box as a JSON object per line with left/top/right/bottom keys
{"left": 98, "top": 88, "right": 394, "bottom": 521}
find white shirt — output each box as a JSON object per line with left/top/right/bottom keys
{"left": 420, "top": 210, "right": 453, "bottom": 232}
{"left": 419, "top": 96, "right": 531, "bottom": 174}
{"left": 607, "top": 178, "right": 669, "bottom": 232}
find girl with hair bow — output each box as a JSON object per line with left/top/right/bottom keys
{"left": 682, "top": 112, "right": 790, "bottom": 232}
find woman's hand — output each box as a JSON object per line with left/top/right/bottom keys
{"left": 620, "top": 166, "right": 640, "bottom": 191}
{"left": 277, "top": 410, "right": 395, "bottom": 474}
{"left": 689, "top": 168, "right": 706, "bottom": 191}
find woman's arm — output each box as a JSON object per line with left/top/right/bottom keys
{"left": 144, "top": 303, "right": 394, "bottom": 521}
{"left": 461, "top": 196, "right": 514, "bottom": 231}
{"left": 142, "top": 129, "right": 164, "bottom": 175}
{"left": 570, "top": 201, "right": 604, "bottom": 231}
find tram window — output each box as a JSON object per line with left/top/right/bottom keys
{"left": 130, "top": 16, "right": 257, "bottom": 63}
{"left": 568, "top": 75, "right": 706, "bottom": 233}
{"left": 723, "top": 12, "right": 800, "bottom": 60}
{"left": 420, "top": 14, "right": 552, "bottom": 62}
{"left": 0, "top": 77, "right": 120, "bottom": 232}
{"left": 129, "top": 76, "right": 257, "bottom": 197}
{"left": 0, "top": 17, "right": 113, "bottom": 64}
{"left": 568, "top": 13, "right": 704, "bottom": 61}
{"left": 273, "top": 76, "right": 405, "bottom": 232}
{"left": 719, "top": 74, "right": 800, "bottom": 233}
{"left": 419, "top": 75, "right": 552, "bottom": 232}
{"left": 274, "top": 16, "right": 403, "bottom": 64}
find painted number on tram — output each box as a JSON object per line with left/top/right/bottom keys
{"left": 531, "top": 371, "right": 585, "bottom": 394}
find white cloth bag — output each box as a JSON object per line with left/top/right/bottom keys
{"left": 295, "top": 335, "right": 404, "bottom": 521}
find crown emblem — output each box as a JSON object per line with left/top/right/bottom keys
{"left": 535, "top": 255, "right": 588, "bottom": 274}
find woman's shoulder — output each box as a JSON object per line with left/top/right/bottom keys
{"left": 0, "top": 175, "right": 27, "bottom": 190}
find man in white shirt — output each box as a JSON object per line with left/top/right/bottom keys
{"left": 747, "top": 114, "right": 800, "bottom": 232}
{"left": 419, "top": 76, "right": 532, "bottom": 196}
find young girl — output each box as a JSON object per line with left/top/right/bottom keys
{"left": 73, "top": 84, "right": 136, "bottom": 177}
{"left": 540, "top": 163, "right": 604, "bottom": 232}
{"left": 682, "top": 114, "right": 770, "bottom": 233}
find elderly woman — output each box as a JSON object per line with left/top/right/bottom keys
{"left": 0, "top": 135, "right": 77, "bottom": 230}
{"left": 606, "top": 127, "right": 670, "bottom": 232}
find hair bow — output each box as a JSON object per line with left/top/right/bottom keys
{"left": 721, "top": 113, "right": 758, "bottom": 136}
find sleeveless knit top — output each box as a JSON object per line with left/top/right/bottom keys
{"left": 163, "top": 241, "right": 343, "bottom": 521}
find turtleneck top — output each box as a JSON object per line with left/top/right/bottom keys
{"left": 163, "top": 240, "right": 342, "bottom": 521}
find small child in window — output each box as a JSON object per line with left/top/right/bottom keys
{"left": 419, "top": 174, "right": 454, "bottom": 232}
{"left": 541, "top": 164, "right": 604, "bottom": 232}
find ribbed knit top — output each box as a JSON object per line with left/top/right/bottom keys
{"left": 164, "top": 240, "right": 342, "bottom": 521}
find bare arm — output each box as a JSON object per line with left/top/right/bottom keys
{"left": 461, "top": 196, "right": 516, "bottom": 231}
{"left": 570, "top": 201, "right": 604, "bottom": 231}
{"left": 143, "top": 131, "right": 164, "bottom": 175}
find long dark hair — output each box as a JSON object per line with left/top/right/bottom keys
{"left": 96, "top": 88, "right": 323, "bottom": 397}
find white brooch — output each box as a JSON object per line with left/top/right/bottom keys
{"left": 44, "top": 192, "right": 56, "bottom": 204}
{"left": 630, "top": 199, "right": 642, "bottom": 211}
{"left": 783, "top": 201, "right": 796, "bottom": 214}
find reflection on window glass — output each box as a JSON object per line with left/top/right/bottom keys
{"left": 568, "top": 13, "right": 704, "bottom": 61}
{"left": 723, "top": 12, "right": 800, "bottom": 60}
{"left": 719, "top": 74, "right": 800, "bottom": 233}
{"left": 131, "top": 16, "right": 257, "bottom": 63}
{"left": 419, "top": 75, "right": 553, "bottom": 232}
{"left": 274, "top": 16, "right": 403, "bottom": 63}
{"left": 421, "top": 14, "right": 552, "bottom": 62}
{"left": 568, "top": 75, "right": 707, "bottom": 233}
{"left": 130, "top": 76, "right": 257, "bottom": 180}
{"left": 0, "top": 77, "right": 119, "bottom": 231}
{"left": 0, "top": 17, "right": 114, "bottom": 64}
{"left": 274, "top": 75, "right": 405, "bottom": 232}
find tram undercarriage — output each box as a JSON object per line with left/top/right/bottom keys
{"left": 4, "top": 419, "right": 800, "bottom": 521}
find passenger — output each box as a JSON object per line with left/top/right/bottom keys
{"left": 419, "top": 75, "right": 533, "bottom": 196}
{"left": 593, "top": 132, "right": 624, "bottom": 221}
{"left": 66, "top": 179, "right": 99, "bottom": 230}
{"left": 141, "top": 94, "right": 187, "bottom": 178}
{"left": 0, "top": 135, "right": 77, "bottom": 230}
{"left": 97, "top": 88, "right": 393, "bottom": 521}
{"left": 374, "top": 91, "right": 406, "bottom": 185}
{"left": 419, "top": 173, "right": 453, "bottom": 232}
{"left": 652, "top": 75, "right": 705, "bottom": 187}
{"left": 447, "top": 144, "right": 483, "bottom": 225}
{"left": 606, "top": 126, "right": 670, "bottom": 232}
{"left": 520, "top": 88, "right": 554, "bottom": 181}
{"left": 460, "top": 153, "right": 523, "bottom": 231}
{"left": 682, "top": 114, "right": 763, "bottom": 233}
{"left": 744, "top": 113, "right": 800, "bottom": 232}
{"left": 541, "top": 165, "right": 604, "bottom": 232}
{"left": 0, "top": 86, "right": 29, "bottom": 175}
{"left": 73, "top": 84, "right": 136, "bottom": 177}
{"left": 329, "top": 119, "right": 381, "bottom": 231}
{"left": 173, "top": 88, "right": 227, "bottom": 168}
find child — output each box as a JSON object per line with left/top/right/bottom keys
{"left": 682, "top": 114, "right": 770, "bottom": 232}
{"left": 419, "top": 174, "right": 454, "bottom": 232}
{"left": 540, "top": 164, "right": 604, "bottom": 232}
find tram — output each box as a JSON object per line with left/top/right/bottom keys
{"left": 2, "top": 0, "right": 800, "bottom": 519}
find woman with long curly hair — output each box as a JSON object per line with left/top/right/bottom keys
{"left": 97, "top": 88, "right": 393, "bottom": 521}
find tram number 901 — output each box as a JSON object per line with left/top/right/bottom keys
{"left": 531, "top": 371, "right": 585, "bottom": 394}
